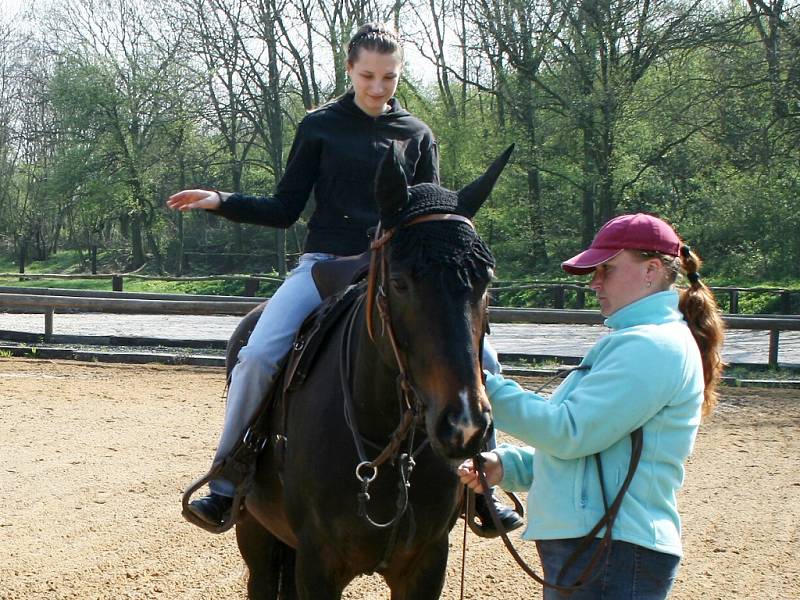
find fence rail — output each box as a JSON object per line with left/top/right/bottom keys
{"left": 0, "top": 272, "right": 283, "bottom": 295}
{"left": 489, "top": 282, "right": 799, "bottom": 314}
{"left": 1, "top": 272, "right": 796, "bottom": 313}
{"left": 1, "top": 290, "right": 799, "bottom": 367}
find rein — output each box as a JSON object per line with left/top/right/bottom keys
{"left": 471, "top": 426, "right": 643, "bottom": 594}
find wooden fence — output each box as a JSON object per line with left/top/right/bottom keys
{"left": 490, "top": 281, "right": 798, "bottom": 314}
{"left": 2, "top": 272, "right": 796, "bottom": 313}
{"left": 0, "top": 272, "right": 283, "bottom": 296}
{"left": 1, "top": 287, "right": 799, "bottom": 367}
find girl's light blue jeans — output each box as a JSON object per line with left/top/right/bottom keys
{"left": 209, "top": 252, "right": 501, "bottom": 496}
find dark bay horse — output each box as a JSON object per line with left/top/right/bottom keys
{"left": 231, "top": 144, "right": 513, "bottom": 599}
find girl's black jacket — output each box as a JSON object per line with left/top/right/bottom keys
{"left": 214, "top": 92, "right": 439, "bottom": 257}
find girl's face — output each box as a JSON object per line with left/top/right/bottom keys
{"left": 347, "top": 49, "right": 402, "bottom": 117}
{"left": 588, "top": 250, "right": 665, "bottom": 316}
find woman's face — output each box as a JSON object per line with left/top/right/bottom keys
{"left": 347, "top": 49, "right": 402, "bottom": 117}
{"left": 588, "top": 250, "right": 664, "bottom": 316}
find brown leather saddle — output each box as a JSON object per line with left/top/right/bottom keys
{"left": 311, "top": 252, "right": 370, "bottom": 301}
{"left": 282, "top": 252, "right": 370, "bottom": 390}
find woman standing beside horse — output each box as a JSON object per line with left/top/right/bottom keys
{"left": 459, "top": 213, "right": 725, "bottom": 599}
{"left": 167, "top": 22, "right": 518, "bottom": 533}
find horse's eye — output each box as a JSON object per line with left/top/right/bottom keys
{"left": 390, "top": 277, "right": 409, "bottom": 293}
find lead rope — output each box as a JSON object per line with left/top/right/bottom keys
{"left": 461, "top": 364, "right": 642, "bottom": 596}
{"left": 459, "top": 485, "right": 469, "bottom": 600}
{"left": 456, "top": 363, "right": 586, "bottom": 595}
{"left": 472, "top": 426, "right": 643, "bottom": 595}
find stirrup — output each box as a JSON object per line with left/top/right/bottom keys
{"left": 181, "top": 463, "right": 248, "bottom": 534}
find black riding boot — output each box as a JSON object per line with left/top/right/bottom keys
{"left": 473, "top": 490, "right": 525, "bottom": 538}
{"left": 186, "top": 492, "right": 234, "bottom": 527}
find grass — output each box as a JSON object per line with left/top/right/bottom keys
{"left": 722, "top": 364, "right": 800, "bottom": 381}
{"left": 0, "top": 249, "right": 283, "bottom": 296}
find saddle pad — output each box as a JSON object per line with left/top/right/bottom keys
{"left": 282, "top": 283, "right": 363, "bottom": 394}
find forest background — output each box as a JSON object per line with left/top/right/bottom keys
{"left": 0, "top": 0, "right": 798, "bottom": 306}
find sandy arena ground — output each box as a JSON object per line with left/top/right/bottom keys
{"left": 1, "top": 358, "right": 798, "bottom": 599}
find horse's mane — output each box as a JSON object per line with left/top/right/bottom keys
{"left": 389, "top": 183, "right": 495, "bottom": 291}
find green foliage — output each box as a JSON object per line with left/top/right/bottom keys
{"left": 1, "top": 0, "right": 799, "bottom": 292}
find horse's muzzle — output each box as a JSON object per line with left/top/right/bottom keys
{"left": 432, "top": 400, "right": 492, "bottom": 460}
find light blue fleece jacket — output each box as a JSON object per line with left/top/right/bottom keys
{"left": 490, "top": 290, "right": 704, "bottom": 557}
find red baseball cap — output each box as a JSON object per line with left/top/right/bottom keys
{"left": 561, "top": 213, "right": 682, "bottom": 275}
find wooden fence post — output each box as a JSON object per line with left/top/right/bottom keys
{"left": 112, "top": 275, "right": 123, "bottom": 292}
{"left": 576, "top": 288, "right": 586, "bottom": 309}
{"left": 781, "top": 291, "right": 791, "bottom": 315}
{"left": 730, "top": 290, "right": 739, "bottom": 314}
{"left": 768, "top": 329, "right": 780, "bottom": 367}
{"left": 243, "top": 278, "right": 260, "bottom": 297}
{"left": 553, "top": 285, "right": 565, "bottom": 309}
{"left": 44, "top": 307, "right": 54, "bottom": 341}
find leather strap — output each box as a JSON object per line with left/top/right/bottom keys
{"left": 473, "top": 427, "right": 644, "bottom": 595}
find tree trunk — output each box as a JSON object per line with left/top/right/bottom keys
{"left": 527, "top": 166, "right": 548, "bottom": 265}
{"left": 130, "top": 214, "right": 145, "bottom": 269}
{"left": 581, "top": 127, "right": 596, "bottom": 246}
{"left": 597, "top": 70, "right": 616, "bottom": 224}
{"left": 18, "top": 240, "right": 26, "bottom": 274}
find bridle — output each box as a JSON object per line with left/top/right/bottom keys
{"left": 358, "top": 212, "right": 480, "bottom": 466}
{"left": 341, "top": 212, "right": 483, "bottom": 567}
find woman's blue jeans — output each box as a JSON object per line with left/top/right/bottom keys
{"left": 537, "top": 538, "right": 680, "bottom": 600}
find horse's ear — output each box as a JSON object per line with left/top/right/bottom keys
{"left": 375, "top": 142, "right": 409, "bottom": 221}
{"left": 457, "top": 144, "right": 514, "bottom": 217}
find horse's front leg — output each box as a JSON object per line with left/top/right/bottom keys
{"left": 293, "top": 542, "right": 350, "bottom": 600}
{"left": 384, "top": 535, "right": 450, "bottom": 600}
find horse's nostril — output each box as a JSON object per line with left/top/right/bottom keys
{"left": 434, "top": 403, "right": 490, "bottom": 459}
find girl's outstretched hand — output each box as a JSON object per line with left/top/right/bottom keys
{"left": 457, "top": 452, "right": 503, "bottom": 493}
{"left": 167, "top": 189, "right": 223, "bottom": 211}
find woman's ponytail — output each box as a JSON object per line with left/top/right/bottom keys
{"left": 677, "top": 245, "right": 725, "bottom": 416}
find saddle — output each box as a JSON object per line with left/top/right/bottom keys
{"left": 283, "top": 280, "right": 363, "bottom": 393}
{"left": 311, "top": 252, "right": 370, "bottom": 301}
{"left": 282, "top": 252, "right": 370, "bottom": 391}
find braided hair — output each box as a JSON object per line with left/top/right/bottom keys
{"left": 347, "top": 22, "right": 403, "bottom": 64}
{"left": 643, "top": 246, "right": 725, "bottom": 416}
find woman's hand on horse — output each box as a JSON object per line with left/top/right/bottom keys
{"left": 457, "top": 452, "right": 503, "bottom": 493}
{"left": 167, "top": 189, "right": 224, "bottom": 211}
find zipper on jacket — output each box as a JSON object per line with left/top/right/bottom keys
{"left": 578, "top": 456, "right": 588, "bottom": 508}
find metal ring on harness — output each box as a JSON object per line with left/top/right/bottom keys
{"left": 356, "top": 461, "right": 378, "bottom": 483}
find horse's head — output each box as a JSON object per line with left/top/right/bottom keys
{"left": 368, "top": 143, "right": 513, "bottom": 460}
